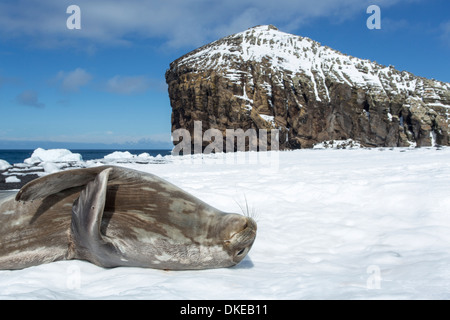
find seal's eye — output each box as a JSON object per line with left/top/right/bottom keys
{"left": 236, "top": 248, "right": 246, "bottom": 256}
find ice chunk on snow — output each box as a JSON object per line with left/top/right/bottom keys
{"left": 104, "top": 151, "right": 135, "bottom": 160}
{"left": 5, "top": 176, "right": 21, "bottom": 183}
{"left": 24, "top": 148, "right": 82, "bottom": 164}
{"left": 138, "top": 152, "right": 151, "bottom": 159}
{"left": 0, "top": 160, "right": 12, "bottom": 171}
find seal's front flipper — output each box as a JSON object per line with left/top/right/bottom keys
{"left": 70, "top": 168, "right": 125, "bottom": 268}
{"left": 16, "top": 166, "right": 113, "bottom": 202}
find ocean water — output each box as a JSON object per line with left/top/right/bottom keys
{"left": 0, "top": 149, "right": 172, "bottom": 164}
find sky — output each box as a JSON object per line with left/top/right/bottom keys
{"left": 0, "top": 0, "right": 449, "bottom": 149}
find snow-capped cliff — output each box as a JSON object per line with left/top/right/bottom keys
{"left": 167, "top": 25, "right": 450, "bottom": 149}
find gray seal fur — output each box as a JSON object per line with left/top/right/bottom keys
{"left": 0, "top": 166, "right": 257, "bottom": 270}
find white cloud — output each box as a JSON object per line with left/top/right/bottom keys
{"left": 16, "top": 90, "right": 45, "bottom": 108}
{"left": 0, "top": 0, "right": 417, "bottom": 49}
{"left": 56, "top": 68, "right": 92, "bottom": 92}
{"left": 104, "top": 75, "right": 158, "bottom": 95}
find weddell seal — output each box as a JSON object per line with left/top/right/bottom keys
{"left": 0, "top": 166, "right": 257, "bottom": 270}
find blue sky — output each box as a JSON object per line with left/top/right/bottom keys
{"left": 0, "top": 0, "right": 449, "bottom": 149}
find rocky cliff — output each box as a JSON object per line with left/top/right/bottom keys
{"left": 166, "top": 25, "right": 450, "bottom": 150}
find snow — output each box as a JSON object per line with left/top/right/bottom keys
{"left": 428, "top": 102, "right": 450, "bottom": 109}
{"left": 313, "top": 139, "right": 362, "bottom": 149}
{"left": 0, "top": 160, "right": 12, "bottom": 171}
{"left": 260, "top": 114, "right": 275, "bottom": 125}
{"left": 234, "top": 84, "right": 254, "bottom": 111}
{"left": 1, "top": 147, "right": 450, "bottom": 299}
{"left": 24, "top": 148, "right": 82, "bottom": 164}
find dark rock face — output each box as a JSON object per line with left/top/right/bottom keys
{"left": 166, "top": 25, "right": 450, "bottom": 151}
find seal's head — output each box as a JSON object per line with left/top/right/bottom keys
{"left": 219, "top": 214, "right": 257, "bottom": 266}
{"left": 112, "top": 208, "right": 258, "bottom": 270}
{"left": 92, "top": 205, "right": 258, "bottom": 270}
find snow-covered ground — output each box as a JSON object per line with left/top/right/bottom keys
{"left": 1, "top": 147, "right": 450, "bottom": 299}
